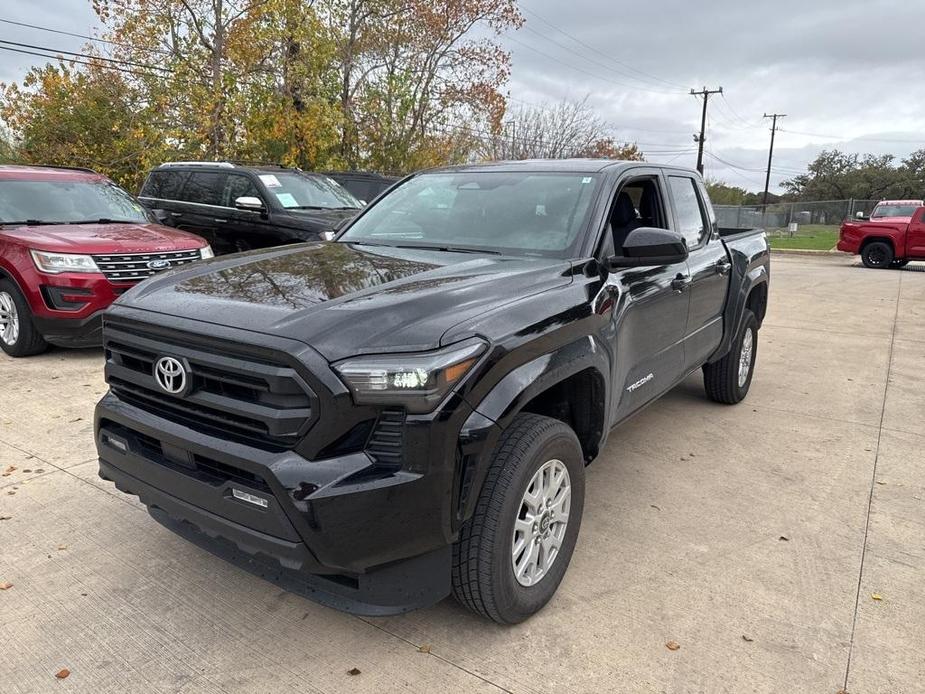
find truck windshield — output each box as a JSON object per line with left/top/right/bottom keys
{"left": 871, "top": 204, "right": 918, "bottom": 218}
{"left": 339, "top": 172, "right": 601, "bottom": 257}
{"left": 258, "top": 172, "right": 361, "bottom": 210}
{"left": 0, "top": 179, "right": 150, "bottom": 225}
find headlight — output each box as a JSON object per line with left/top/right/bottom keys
{"left": 199, "top": 245, "right": 215, "bottom": 259}
{"left": 333, "top": 339, "right": 486, "bottom": 413}
{"left": 30, "top": 250, "right": 100, "bottom": 274}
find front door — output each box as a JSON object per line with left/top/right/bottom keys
{"left": 602, "top": 171, "right": 690, "bottom": 423}
{"left": 906, "top": 207, "right": 925, "bottom": 259}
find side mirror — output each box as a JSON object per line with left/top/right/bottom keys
{"left": 235, "top": 196, "right": 266, "bottom": 213}
{"left": 608, "top": 227, "right": 689, "bottom": 269}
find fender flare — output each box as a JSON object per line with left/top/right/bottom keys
{"left": 454, "top": 336, "right": 610, "bottom": 525}
{"left": 708, "top": 265, "right": 769, "bottom": 364}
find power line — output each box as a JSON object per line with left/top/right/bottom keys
{"left": 0, "top": 39, "right": 171, "bottom": 73}
{"left": 691, "top": 86, "right": 723, "bottom": 174}
{"left": 504, "top": 34, "right": 685, "bottom": 95}
{"left": 0, "top": 45, "right": 165, "bottom": 79}
{"left": 778, "top": 128, "right": 925, "bottom": 145}
{"left": 518, "top": 23, "right": 686, "bottom": 94}
{"left": 517, "top": 6, "right": 688, "bottom": 91}
{"left": 0, "top": 16, "right": 169, "bottom": 55}
{"left": 762, "top": 113, "right": 786, "bottom": 204}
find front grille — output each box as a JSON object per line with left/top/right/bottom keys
{"left": 103, "top": 323, "right": 316, "bottom": 449}
{"left": 92, "top": 249, "right": 202, "bottom": 283}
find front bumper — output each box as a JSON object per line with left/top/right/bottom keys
{"left": 94, "top": 391, "right": 472, "bottom": 614}
{"left": 33, "top": 311, "right": 105, "bottom": 347}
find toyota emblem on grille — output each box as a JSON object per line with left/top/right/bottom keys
{"left": 147, "top": 259, "right": 171, "bottom": 271}
{"left": 153, "top": 356, "right": 187, "bottom": 395}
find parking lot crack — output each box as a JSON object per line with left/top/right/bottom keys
{"left": 842, "top": 271, "right": 902, "bottom": 692}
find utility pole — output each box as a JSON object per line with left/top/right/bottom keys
{"left": 691, "top": 86, "right": 723, "bottom": 174}
{"left": 762, "top": 113, "right": 786, "bottom": 205}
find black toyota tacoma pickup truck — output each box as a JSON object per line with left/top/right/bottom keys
{"left": 95, "top": 160, "right": 769, "bottom": 624}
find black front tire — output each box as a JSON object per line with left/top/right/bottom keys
{"left": 452, "top": 413, "right": 585, "bottom": 624}
{"left": 0, "top": 279, "right": 48, "bottom": 357}
{"left": 861, "top": 241, "right": 894, "bottom": 269}
{"left": 703, "top": 309, "right": 757, "bottom": 404}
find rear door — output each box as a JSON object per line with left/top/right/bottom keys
{"left": 175, "top": 171, "right": 228, "bottom": 246}
{"left": 905, "top": 207, "right": 925, "bottom": 258}
{"left": 668, "top": 175, "right": 729, "bottom": 370}
{"left": 138, "top": 170, "right": 188, "bottom": 225}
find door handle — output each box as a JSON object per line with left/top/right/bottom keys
{"left": 169, "top": 211, "right": 182, "bottom": 217}
{"left": 671, "top": 274, "right": 691, "bottom": 293}
{"left": 715, "top": 259, "right": 732, "bottom": 275}
{"left": 214, "top": 218, "right": 228, "bottom": 223}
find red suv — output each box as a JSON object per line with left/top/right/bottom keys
{"left": 0, "top": 165, "right": 212, "bottom": 357}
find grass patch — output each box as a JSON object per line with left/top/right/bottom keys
{"left": 767, "top": 225, "right": 839, "bottom": 251}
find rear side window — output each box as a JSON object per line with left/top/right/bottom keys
{"left": 182, "top": 172, "right": 226, "bottom": 206}
{"left": 223, "top": 174, "right": 262, "bottom": 206}
{"left": 668, "top": 176, "right": 708, "bottom": 248}
{"left": 141, "top": 171, "right": 185, "bottom": 200}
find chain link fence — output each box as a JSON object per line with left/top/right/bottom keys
{"left": 714, "top": 199, "right": 879, "bottom": 234}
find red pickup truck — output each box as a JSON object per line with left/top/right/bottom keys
{"left": 838, "top": 200, "right": 925, "bottom": 268}
{"left": 0, "top": 165, "right": 211, "bottom": 357}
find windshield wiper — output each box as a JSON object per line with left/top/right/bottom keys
{"left": 1, "top": 219, "right": 65, "bottom": 226}
{"left": 395, "top": 244, "right": 502, "bottom": 255}
{"left": 67, "top": 218, "right": 140, "bottom": 225}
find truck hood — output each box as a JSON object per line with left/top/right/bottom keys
{"left": 0, "top": 222, "right": 206, "bottom": 253}
{"left": 121, "top": 242, "right": 573, "bottom": 361}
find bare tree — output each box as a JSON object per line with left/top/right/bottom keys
{"left": 480, "top": 97, "right": 643, "bottom": 161}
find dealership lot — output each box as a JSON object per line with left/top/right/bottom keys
{"left": 1, "top": 254, "right": 923, "bottom": 694}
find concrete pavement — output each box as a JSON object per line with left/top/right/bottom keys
{"left": 1, "top": 254, "right": 923, "bottom": 693}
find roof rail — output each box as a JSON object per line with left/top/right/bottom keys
{"left": 159, "top": 161, "right": 236, "bottom": 169}
{"left": 226, "top": 160, "right": 293, "bottom": 169}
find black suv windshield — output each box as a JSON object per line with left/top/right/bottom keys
{"left": 258, "top": 172, "right": 361, "bottom": 210}
{"left": 0, "top": 179, "right": 150, "bottom": 225}
{"left": 339, "top": 172, "right": 600, "bottom": 256}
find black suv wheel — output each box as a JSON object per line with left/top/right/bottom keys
{"left": 452, "top": 413, "right": 585, "bottom": 624}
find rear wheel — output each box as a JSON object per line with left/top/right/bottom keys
{"left": 452, "top": 413, "right": 585, "bottom": 624}
{"left": 703, "top": 309, "right": 757, "bottom": 404}
{"left": 861, "top": 241, "right": 893, "bottom": 269}
{"left": 0, "top": 279, "right": 47, "bottom": 357}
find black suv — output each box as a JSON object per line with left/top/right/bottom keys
{"left": 139, "top": 162, "right": 362, "bottom": 254}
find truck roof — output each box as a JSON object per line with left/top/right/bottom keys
{"left": 877, "top": 199, "right": 924, "bottom": 206}
{"left": 426, "top": 159, "right": 697, "bottom": 175}
{"left": 0, "top": 164, "right": 105, "bottom": 181}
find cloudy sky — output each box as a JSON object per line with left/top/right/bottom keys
{"left": 2, "top": 0, "right": 924, "bottom": 193}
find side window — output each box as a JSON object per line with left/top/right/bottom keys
{"left": 140, "top": 171, "right": 185, "bottom": 200}
{"left": 182, "top": 172, "right": 226, "bottom": 206}
{"left": 224, "top": 174, "right": 262, "bottom": 207}
{"left": 694, "top": 179, "right": 717, "bottom": 228}
{"left": 606, "top": 176, "right": 668, "bottom": 256}
{"left": 668, "top": 176, "right": 708, "bottom": 248}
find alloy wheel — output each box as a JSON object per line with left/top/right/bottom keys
{"left": 0, "top": 291, "right": 19, "bottom": 346}
{"left": 511, "top": 458, "right": 572, "bottom": 587}
{"left": 738, "top": 326, "right": 754, "bottom": 388}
